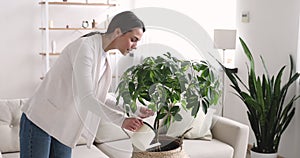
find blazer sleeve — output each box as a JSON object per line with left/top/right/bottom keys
{"left": 72, "top": 41, "right": 125, "bottom": 127}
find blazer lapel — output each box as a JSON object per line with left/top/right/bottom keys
{"left": 94, "top": 52, "right": 102, "bottom": 94}
{"left": 96, "top": 57, "right": 112, "bottom": 101}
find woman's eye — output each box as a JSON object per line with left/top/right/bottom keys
{"left": 131, "top": 38, "right": 138, "bottom": 42}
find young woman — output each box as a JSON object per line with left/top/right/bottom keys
{"left": 20, "top": 11, "right": 153, "bottom": 158}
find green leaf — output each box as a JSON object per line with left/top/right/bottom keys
{"left": 170, "top": 106, "right": 180, "bottom": 115}
{"left": 191, "top": 101, "right": 200, "bottom": 117}
{"left": 157, "top": 113, "right": 167, "bottom": 119}
{"left": 148, "top": 103, "right": 157, "bottom": 112}
{"left": 174, "top": 113, "right": 183, "bottom": 121}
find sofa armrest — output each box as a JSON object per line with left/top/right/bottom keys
{"left": 211, "top": 115, "right": 249, "bottom": 158}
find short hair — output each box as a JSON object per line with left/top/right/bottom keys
{"left": 106, "top": 11, "right": 145, "bottom": 34}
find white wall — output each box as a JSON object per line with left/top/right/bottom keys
{"left": 230, "top": 0, "right": 300, "bottom": 157}
{"left": 0, "top": 0, "right": 236, "bottom": 97}
{"left": 0, "top": 0, "right": 132, "bottom": 99}
{"left": 0, "top": 1, "right": 41, "bottom": 99}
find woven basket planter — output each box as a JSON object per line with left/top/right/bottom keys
{"left": 132, "top": 136, "right": 190, "bottom": 158}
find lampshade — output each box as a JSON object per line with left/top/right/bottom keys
{"left": 214, "top": 29, "right": 237, "bottom": 50}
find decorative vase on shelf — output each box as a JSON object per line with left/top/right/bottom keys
{"left": 250, "top": 150, "right": 277, "bottom": 158}
{"left": 82, "top": 21, "right": 89, "bottom": 28}
{"left": 51, "top": 40, "right": 56, "bottom": 54}
{"left": 92, "top": 19, "right": 97, "bottom": 28}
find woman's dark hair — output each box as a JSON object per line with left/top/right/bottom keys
{"left": 81, "top": 11, "right": 145, "bottom": 38}
{"left": 81, "top": 31, "right": 101, "bottom": 38}
{"left": 106, "top": 11, "right": 145, "bottom": 34}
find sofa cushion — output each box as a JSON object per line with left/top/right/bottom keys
{"left": 183, "top": 139, "right": 234, "bottom": 158}
{"left": 0, "top": 152, "right": 18, "bottom": 158}
{"left": 96, "top": 138, "right": 234, "bottom": 158}
{"left": 0, "top": 99, "right": 26, "bottom": 153}
{"left": 72, "top": 145, "right": 109, "bottom": 158}
{"left": 95, "top": 139, "right": 133, "bottom": 158}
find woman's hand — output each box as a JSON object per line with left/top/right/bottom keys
{"left": 122, "top": 118, "right": 143, "bottom": 132}
{"left": 138, "top": 107, "right": 154, "bottom": 118}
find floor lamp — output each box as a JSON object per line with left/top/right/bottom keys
{"left": 213, "top": 29, "right": 237, "bottom": 116}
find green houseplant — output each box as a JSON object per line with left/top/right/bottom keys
{"left": 116, "top": 52, "right": 220, "bottom": 151}
{"left": 219, "top": 37, "right": 300, "bottom": 155}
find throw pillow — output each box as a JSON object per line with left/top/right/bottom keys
{"left": 166, "top": 106, "right": 215, "bottom": 140}
{"left": 184, "top": 108, "right": 216, "bottom": 140}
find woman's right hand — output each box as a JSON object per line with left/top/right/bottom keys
{"left": 122, "top": 118, "right": 143, "bottom": 132}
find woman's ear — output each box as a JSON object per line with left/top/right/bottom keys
{"left": 113, "top": 28, "right": 122, "bottom": 38}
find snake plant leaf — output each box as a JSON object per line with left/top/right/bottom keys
{"left": 239, "top": 37, "right": 255, "bottom": 71}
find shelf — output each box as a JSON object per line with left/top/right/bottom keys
{"left": 39, "top": 52, "right": 61, "bottom": 56}
{"left": 39, "top": 27, "right": 105, "bottom": 31}
{"left": 41, "top": 75, "right": 119, "bottom": 80}
{"left": 39, "top": 2, "right": 116, "bottom": 7}
{"left": 39, "top": 52, "right": 117, "bottom": 56}
{"left": 38, "top": 1, "right": 117, "bottom": 79}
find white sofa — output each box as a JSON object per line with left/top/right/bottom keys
{"left": 0, "top": 98, "right": 249, "bottom": 158}
{"left": 95, "top": 115, "right": 250, "bottom": 158}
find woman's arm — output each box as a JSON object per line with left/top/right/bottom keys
{"left": 72, "top": 41, "right": 124, "bottom": 126}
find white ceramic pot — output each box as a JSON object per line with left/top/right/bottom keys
{"left": 250, "top": 150, "right": 277, "bottom": 158}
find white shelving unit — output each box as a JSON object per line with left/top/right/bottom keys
{"left": 38, "top": 0, "right": 117, "bottom": 78}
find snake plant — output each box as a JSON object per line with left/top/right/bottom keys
{"left": 116, "top": 52, "right": 220, "bottom": 135}
{"left": 219, "top": 37, "right": 300, "bottom": 153}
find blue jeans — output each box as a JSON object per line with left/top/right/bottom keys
{"left": 19, "top": 113, "right": 72, "bottom": 158}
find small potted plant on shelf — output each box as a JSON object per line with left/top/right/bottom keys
{"left": 219, "top": 37, "right": 300, "bottom": 158}
{"left": 116, "top": 52, "right": 220, "bottom": 157}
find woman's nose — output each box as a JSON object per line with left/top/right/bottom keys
{"left": 131, "top": 42, "right": 137, "bottom": 49}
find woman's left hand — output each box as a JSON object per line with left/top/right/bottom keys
{"left": 138, "top": 107, "right": 154, "bottom": 118}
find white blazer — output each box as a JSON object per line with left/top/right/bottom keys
{"left": 22, "top": 34, "right": 125, "bottom": 148}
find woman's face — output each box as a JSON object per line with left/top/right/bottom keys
{"left": 114, "top": 28, "right": 144, "bottom": 56}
